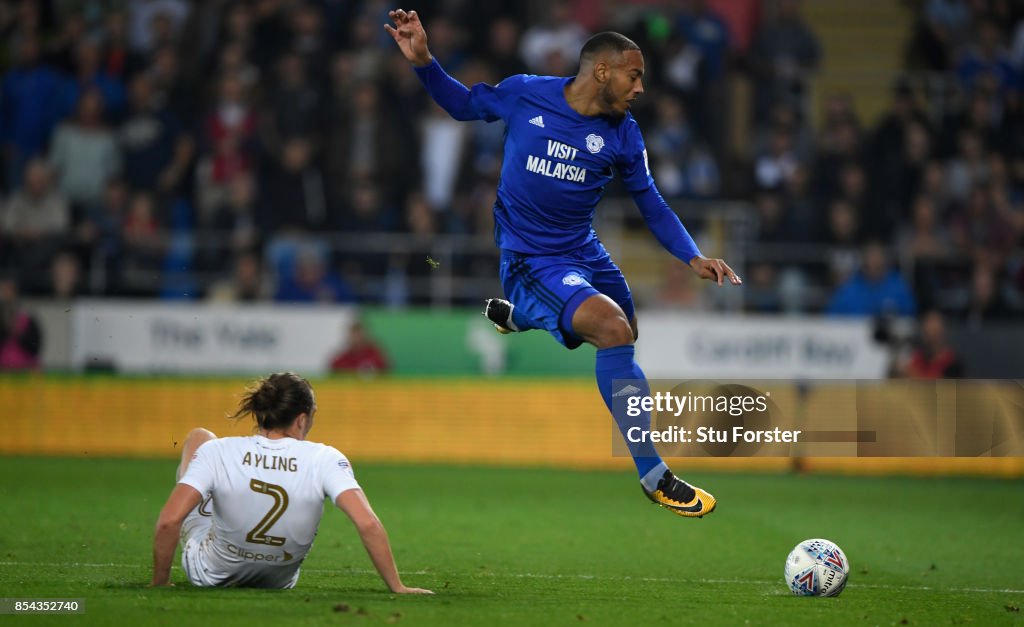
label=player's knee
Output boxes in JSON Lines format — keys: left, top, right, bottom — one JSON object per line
{"left": 594, "top": 318, "right": 635, "bottom": 348}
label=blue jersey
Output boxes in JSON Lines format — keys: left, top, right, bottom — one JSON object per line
{"left": 465, "top": 75, "right": 652, "bottom": 254}
{"left": 414, "top": 60, "right": 700, "bottom": 262}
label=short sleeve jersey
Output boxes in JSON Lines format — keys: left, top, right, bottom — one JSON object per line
{"left": 463, "top": 74, "right": 654, "bottom": 255}
{"left": 179, "top": 435, "right": 360, "bottom": 582}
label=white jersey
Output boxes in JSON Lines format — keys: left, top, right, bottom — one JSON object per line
{"left": 178, "top": 435, "right": 360, "bottom": 588}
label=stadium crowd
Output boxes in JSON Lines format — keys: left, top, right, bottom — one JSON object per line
{"left": 0, "top": 0, "right": 1022, "bottom": 328}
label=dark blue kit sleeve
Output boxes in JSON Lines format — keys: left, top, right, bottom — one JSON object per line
{"left": 413, "top": 59, "right": 518, "bottom": 122}
{"left": 631, "top": 185, "right": 702, "bottom": 263}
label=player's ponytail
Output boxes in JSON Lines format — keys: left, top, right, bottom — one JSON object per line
{"left": 230, "top": 372, "right": 315, "bottom": 431}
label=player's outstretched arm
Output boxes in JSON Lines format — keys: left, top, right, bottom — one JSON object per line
{"left": 631, "top": 185, "right": 742, "bottom": 286}
{"left": 385, "top": 8, "right": 510, "bottom": 122}
{"left": 336, "top": 489, "right": 433, "bottom": 594}
{"left": 150, "top": 483, "right": 202, "bottom": 586}
{"left": 384, "top": 9, "right": 432, "bottom": 67}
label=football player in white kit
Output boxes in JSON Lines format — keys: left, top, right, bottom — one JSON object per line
{"left": 150, "top": 372, "right": 432, "bottom": 593}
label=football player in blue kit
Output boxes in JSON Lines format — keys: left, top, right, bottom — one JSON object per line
{"left": 386, "top": 8, "right": 741, "bottom": 518}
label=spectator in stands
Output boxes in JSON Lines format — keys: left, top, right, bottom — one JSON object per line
{"left": 908, "top": 0, "right": 972, "bottom": 71}
{"left": 867, "top": 82, "right": 931, "bottom": 206}
{"left": 780, "top": 164, "right": 815, "bottom": 241}
{"left": 754, "top": 125, "right": 800, "bottom": 191}
{"left": 896, "top": 194, "right": 954, "bottom": 261}
{"left": 1, "top": 34, "right": 69, "bottom": 190}
{"left": 43, "top": 9, "right": 88, "bottom": 75}
{"left": 274, "top": 247, "right": 355, "bottom": 304}
{"left": 329, "top": 319, "right": 391, "bottom": 375}
{"left": 325, "top": 80, "right": 408, "bottom": 210}
{"left": 837, "top": 162, "right": 872, "bottom": 233}
{"left": 207, "top": 250, "right": 271, "bottom": 303}
{"left": 120, "top": 191, "right": 165, "bottom": 292}
{"left": 203, "top": 173, "right": 258, "bottom": 242}
{"left": 128, "top": 0, "right": 190, "bottom": 55}
{"left": 957, "top": 17, "right": 1017, "bottom": 96}
{"left": 63, "top": 37, "right": 127, "bottom": 121}
{"left": 118, "top": 74, "right": 193, "bottom": 194}
{"left": 216, "top": 41, "right": 261, "bottom": 93}
{"left": 751, "top": 191, "right": 791, "bottom": 243}
{"left": 824, "top": 199, "right": 862, "bottom": 282}
{"left": 200, "top": 73, "right": 258, "bottom": 183}
{"left": 147, "top": 45, "right": 194, "bottom": 125}
{"left": 648, "top": 95, "right": 720, "bottom": 199}
{"left": 196, "top": 173, "right": 259, "bottom": 276}
{"left": 827, "top": 241, "right": 917, "bottom": 316}
{"left": 78, "top": 177, "right": 129, "bottom": 292}
{"left": 391, "top": 189, "right": 441, "bottom": 306}
{"left": 519, "top": 1, "right": 587, "bottom": 75}
{"left": 964, "top": 264, "right": 1014, "bottom": 328}
{"left": 49, "top": 87, "right": 122, "bottom": 212}
{"left": 420, "top": 100, "right": 469, "bottom": 211}
{"left": 903, "top": 309, "right": 963, "bottom": 378}
{"left": 950, "top": 184, "right": 1015, "bottom": 266}
{"left": 288, "top": 2, "right": 331, "bottom": 81}
{"left": 50, "top": 249, "right": 84, "bottom": 299}
{"left": 256, "top": 136, "right": 327, "bottom": 233}
{"left": 918, "top": 160, "right": 954, "bottom": 217}
{"left": 1, "top": 158, "right": 70, "bottom": 288}
{"left": 748, "top": 0, "right": 821, "bottom": 124}
{"left": 675, "top": 1, "right": 731, "bottom": 91}
{"left": 262, "top": 52, "right": 324, "bottom": 158}
{"left": 99, "top": 9, "right": 146, "bottom": 83}
{"left": 946, "top": 129, "right": 990, "bottom": 203}
{"left": 483, "top": 16, "right": 529, "bottom": 78}
{"left": 0, "top": 276, "right": 42, "bottom": 371}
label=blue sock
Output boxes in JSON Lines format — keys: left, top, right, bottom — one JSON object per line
{"left": 510, "top": 305, "right": 536, "bottom": 331}
{"left": 595, "top": 345, "right": 666, "bottom": 487}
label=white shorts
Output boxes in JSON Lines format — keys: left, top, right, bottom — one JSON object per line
{"left": 179, "top": 495, "right": 301, "bottom": 589}
{"left": 180, "top": 494, "right": 217, "bottom": 587}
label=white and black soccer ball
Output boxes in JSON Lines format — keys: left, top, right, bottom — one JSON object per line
{"left": 784, "top": 538, "right": 850, "bottom": 597}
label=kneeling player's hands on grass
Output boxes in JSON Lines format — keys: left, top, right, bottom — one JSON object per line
{"left": 689, "top": 256, "right": 742, "bottom": 286}
{"left": 391, "top": 585, "right": 434, "bottom": 595}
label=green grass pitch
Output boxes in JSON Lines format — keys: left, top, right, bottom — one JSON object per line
{"left": 0, "top": 457, "right": 1021, "bottom": 626}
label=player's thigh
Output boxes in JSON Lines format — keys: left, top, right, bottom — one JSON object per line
{"left": 179, "top": 493, "right": 215, "bottom": 585}
{"left": 587, "top": 250, "right": 636, "bottom": 324}
{"left": 500, "top": 254, "right": 594, "bottom": 349}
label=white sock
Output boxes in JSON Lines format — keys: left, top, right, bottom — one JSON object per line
{"left": 640, "top": 462, "right": 670, "bottom": 492}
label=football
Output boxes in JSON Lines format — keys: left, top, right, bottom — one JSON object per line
{"left": 784, "top": 538, "right": 850, "bottom": 597}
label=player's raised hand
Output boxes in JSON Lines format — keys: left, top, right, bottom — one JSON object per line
{"left": 384, "top": 9, "right": 432, "bottom": 67}
{"left": 689, "top": 256, "right": 743, "bottom": 286}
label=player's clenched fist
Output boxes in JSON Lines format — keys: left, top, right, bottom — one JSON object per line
{"left": 384, "top": 9, "right": 432, "bottom": 67}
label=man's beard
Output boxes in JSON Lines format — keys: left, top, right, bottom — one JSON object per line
{"left": 601, "top": 87, "right": 627, "bottom": 118}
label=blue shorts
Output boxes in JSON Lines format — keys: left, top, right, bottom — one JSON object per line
{"left": 499, "top": 238, "right": 634, "bottom": 350}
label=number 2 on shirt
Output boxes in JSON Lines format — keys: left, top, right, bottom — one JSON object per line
{"left": 246, "top": 479, "right": 289, "bottom": 546}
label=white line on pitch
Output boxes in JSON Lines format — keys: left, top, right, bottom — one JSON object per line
{"left": 1, "top": 562, "right": 1021, "bottom": 596}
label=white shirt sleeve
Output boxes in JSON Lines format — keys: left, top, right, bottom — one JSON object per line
{"left": 320, "top": 446, "right": 361, "bottom": 502}
{"left": 179, "top": 440, "right": 217, "bottom": 495}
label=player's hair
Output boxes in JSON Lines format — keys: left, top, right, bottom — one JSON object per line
{"left": 230, "top": 372, "right": 314, "bottom": 431}
{"left": 579, "top": 32, "right": 640, "bottom": 64}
